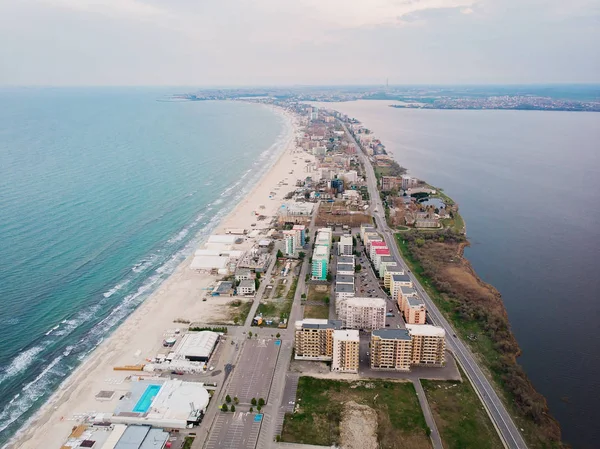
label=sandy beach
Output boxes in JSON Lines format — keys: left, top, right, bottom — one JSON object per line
{"left": 7, "top": 105, "right": 310, "bottom": 449}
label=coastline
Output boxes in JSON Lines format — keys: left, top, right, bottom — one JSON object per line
{"left": 5, "top": 104, "right": 305, "bottom": 449}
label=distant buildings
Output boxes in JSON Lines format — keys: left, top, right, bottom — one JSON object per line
{"left": 401, "top": 175, "right": 419, "bottom": 190}
{"left": 332, "top": 330, "right": 360, "bottom": 373}
{"left": 283, "top": 224, "right": 306, "bottom": 256}
{"left": 337, "top": 297, "right": 385, "bottom": 330}
{"left": 381, "top": 176, "right": 402, "bottom": 191}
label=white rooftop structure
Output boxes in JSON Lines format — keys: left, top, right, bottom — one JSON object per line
{"left": 189, "top": 256, "right": 229, "bottom": 271}
{"left": 207, "top": 234, "right": 239, "bottom": 245}
{"left": 406, "top": 324, "right": 446, "bottom": 338}
{"left": 173, "top": 331, "right": 219, "bottom": 362}
{"left": 333, "top": 329, "right": 360, "bottom": 342}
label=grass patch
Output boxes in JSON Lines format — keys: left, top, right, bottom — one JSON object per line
{"left": 286, "top": 277, "right": 299, "bottom": 300}
{"left": 303, "top": 304, "right": 329, "bottom": 319}
{"left": 228, "top": 299, "right": 253, "bottom": 325}
{"left": 182, "top": 436, "right": 195, "bottom": 449}
{"left": 274, "top": 281, "right": 287, "bottom": 298}
{"left": 307, "top": 284, "right": 329, "bottom": 303}
{"left": 422, "top": 374, "right": 503, "bottom": 449}
{"left": 281, "top": 377, "right": 430, "bottom": 449}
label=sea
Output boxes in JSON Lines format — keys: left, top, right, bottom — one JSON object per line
{"left": 0, "top": 88, "right": 289, "bottom": 447}
{"left": 313, "top": 100, "right": 600, "bottom": 449}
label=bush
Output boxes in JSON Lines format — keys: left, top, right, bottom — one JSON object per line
{"left": 258, "top": 398, "right": 265, "bottom": 407}
{"left": 230, "top": 405, "right": 236, "bottom": 412}
{"left": 221, "top": 404, "right": 228, "bottom": 412}
{"left": 251, "top": 398, "right": 257, "bottom": 406}
{"left": 225, "top": 395, "right": 231, "bottom": 403}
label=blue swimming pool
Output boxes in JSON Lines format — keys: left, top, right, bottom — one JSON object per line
{"left": 133, "top": 384, "right": 161, "bottom": 413}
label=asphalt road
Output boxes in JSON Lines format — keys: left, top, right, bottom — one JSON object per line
{"left": 341, "top": 120, "right": 528, "bottom": 449}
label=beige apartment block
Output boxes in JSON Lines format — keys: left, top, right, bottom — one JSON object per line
{"left": 332, "top": 330, "right": 360, "bottom": 373}
{"left": 337, "top": 297, "right": 385, "bottom": 330}
{"left": 406, "top": 324, "right": 446, "bottom": 366}
{"left": 403, "top": 296, "right": 427, "bottom": 324}
{"left": 294, "top": 319, "right": 342, "bottom": 361}
{"left": 370, "top": 329, "right": 413, "bottom": 371}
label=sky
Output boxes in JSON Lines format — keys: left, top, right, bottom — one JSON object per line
{"left": 0, "top": 0, "right": 598, "bottom": 86}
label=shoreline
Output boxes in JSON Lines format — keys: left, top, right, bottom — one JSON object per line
{"left": 5, "top": 104, "right": 305, "bottom": 449}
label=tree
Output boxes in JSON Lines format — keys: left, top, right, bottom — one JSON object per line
{"left": 324, "top": 296, "right": 330, "bottom": 305}
{"left": 234, "top": 396, "right": 239, "bottom": 404}
{"left": 248, "top": 331, "right": 253, "bottom": 339}
{"left": 221, "top": 404, "right": 228, "bottom": 412}
{"left": 257, "top": 405, "right": 262, "bottom": 412}
{"left": 233, "top": 316, "right": 239, "bottom": 325}
{"left": 230, "top": 405, "right": 236, "bottom": 412}
{"left": 258, "top": 398, "right": 265, "bottom": 407}
{"left": 255, "top": 278, "right": 260, "bottom": 290}
{"left": 355, "top": 264, "right": 362, "bottom": 272}
{"left": 225, "top": 395, "right": 231, "bottom": 403}
{"left": 298, "top": 252, "right": 305, "bottom": 259}
{"left": 277, "top": 249, "right": 283, "bottom": 258}
{"left": 301, "top": 293, "right": 306, "bottom": 299}
{"left": 249, "top": 407, "right": 254, "bottom": 412}
{"left": 276, "top": 333, "right": 281, "bottom": 339}
{"left": 251, "top": 398, "right": 257, "bottom": 406}
{"left": 255, "top": 271, "right": 261, "bottom": 280}
{"left": 326, "top": 272, "right": 332, "bottom": 282}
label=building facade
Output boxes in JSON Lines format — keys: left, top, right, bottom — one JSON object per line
{"left": 406, "top": 324, "right": 446, "bottom": 366}
{"left": 337, "top": 297, "right": 385, "bottom": 330}
{"left": 403, "top": 296, "right": 427, "bottom": 324}
{"left": 338, "top": 235, "right": 353, "bottom": 256}
{"left": 331, "top": 330, "right": 360, "bottom": 373}
{"left": 294, "top": 319, "right": 341, "bottom": 360}
{"left": 370, "top": 329, "right": 412, "bottom": 371}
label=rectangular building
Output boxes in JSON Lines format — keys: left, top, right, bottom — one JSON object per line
{"left": 403, "top": 296, "right": 427, "bottom": 324}
{"left": 338, "top": 235, "right": 353, "bottom": 256}
{"left": 332, "top": 330, "right": 360, "bottom": 373}
{"left": 337, "top": 297, "right": 385, "bottom": 330}
{"left": 374, "top": 248, "right": 391, "bottom": 270}
{"left": 381, "top": 176, "right": 402, "bottom": 192}
{"left": 238, "top": 279, "right": 256, "bottom": 296}
{"left": 338, "top": 255, "right": 355, "bottom": 266}
{"left": 383, "top": 265, "right": 405, "bottom": 287}
{"left": 369, "top": 241, "right": 388, "bottom": 260}
{"left": 397, "top": 286, "right": 418, "bottom": 310}
{"left": 370, "top": 329, "right": 412, "bottom": 371}
{"left": 294, "top": 319, "right": 342, "bottom": 360}
{"left": 406, "top": 324, "right": 446, "bottom": 366}
{"left": 335, "top": 283, "right": 355, "bottom": 301}
{"left": 390, "top": 274, "right": 413, "bottom": 300}
{"left": 336, "top": 263, "right": 354, "bottom": 275}
{"left": 311, "top": 245, "right": 329, "bottom": 280}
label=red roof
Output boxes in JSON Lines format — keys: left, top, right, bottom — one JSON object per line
{"left": 375, "top": 248, "right": 390, "bottom": 255}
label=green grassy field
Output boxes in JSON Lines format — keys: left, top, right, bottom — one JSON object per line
{"left": 422, "top": 376, "right": 503, "bottom": 449}
{"left": 281, "top": 377, "right": 431, "bottom": 449}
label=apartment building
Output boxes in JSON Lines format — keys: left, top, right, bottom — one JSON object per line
{"left": 368, "top": 240, "right": 387, "bottom": 259}
{"left": 397, "top": 286, "right": 418, "bottom": 310}
{"left": 380, "top": 176, "right": 402, "bottom": 192}
{"left": 335, "top": 283, "right": 355, "bottom": 301}
{"left": 359, "top": 225, "right": 377, "bottom": 242}
{"left": 311, "top": 245, "right": 329, "bottom": 280}
{"left": 294, "top": 319, "right": 342, "bottom": 361}
{"left": 337, "top": 255, "right": 355, "bottom": 266}
{"left": 370, "top": 329, "right": 412, "bottom": 371}
{"left": 338, "top": 235, "right": 353, "bottom": 256}
{"left": 403, "top": 296, "right": 427, "bottom": 324}
{"left": 383, "top": 265, "right": 405, "bottom": 288}
{"left": 337, "top": 297, "right": 385, "bottom": 330}
{"left": 373, "top": 248, "right": 391, "bottom": 270}
{"left": 401, "top": 175, "right": 419, "bottom": 190}
{"left": 378, "top": 256, "right": 397, "bottom": 278}
{"left": 331, "top": 330, "right": 360, "bottom": 373}
{"left": 237, "top": 279, "right": 256, "bottom": 296}
{"left": 406, "top": 324, "right": 446, "bottom": 366}
{"left": 283, "top": 230, "right": 295, "bottom": 256}
{"left": 390, "top": 274, "right": 413, "bottom": 300}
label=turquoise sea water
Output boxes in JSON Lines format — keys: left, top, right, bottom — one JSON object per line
{"left": 0, "top": 88, "right": 288, "bottom": 445}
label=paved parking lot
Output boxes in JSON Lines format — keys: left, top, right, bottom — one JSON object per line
{"left": 227, "top": 338, "right": 280, "bottom": 403}
{"left": 205, "top": 412, "right": 261, "bottom": 449}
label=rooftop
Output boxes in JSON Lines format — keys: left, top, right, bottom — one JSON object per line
{"left": 372, "top": 328, "right": 411, "bottom": 340}
{"left": 333, "top": 329, "right": 360, "bottom": 342}
{"left": 336, "top": 274, "right": 354, "bottom": 284}
{"left": 336, "top": 263, "right": 354, "bottom": 272}
{"left": 406, "top": 324, "right": 445, "bottom": 338}
{"left": 175, "top": 331, "right": 220, "bottom": 359}
{"left": 238, "top": 279, "right": 255, "bottom": 289}
{"left": 341, "top": 297, "right": 385, "bottom": 308}
{"left": 407, "top": 296, "right": 425, "bottom": 307}
{"left": 392, "top": 274, "right": 412, "bottom": 282}
{"left": 296, "top": 319, "right": 342, "bottom": 330}
{"left": 335, "top": 283, "right": 355, "bottom": 293}
{"left": 338, "top": 256, "right": 355, "bottom": 264}
{"left": 400, "top": 286, "right": 418, "bottom": 295}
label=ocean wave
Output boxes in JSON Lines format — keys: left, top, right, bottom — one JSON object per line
{"left": 102, "top": 280, "right": 131, "bottom": 298}
{"left": 0, "top": 355, "right": 64, "bottom": 434}
{"left": 0, "top": 346, "right": 46, "bottom": 386}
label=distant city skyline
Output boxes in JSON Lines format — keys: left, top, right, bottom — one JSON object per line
{"left": 0, "top": 0, "right": 598, "bottom": 86}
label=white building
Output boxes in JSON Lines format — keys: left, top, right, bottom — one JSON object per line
{"left": 338, "top": 235, "right": 353, "bottom": 256}
{"left": 390, "top": 274, "right": 413, "bottom": 300}
{"left": 337, "top": 297, "right": 385, "bottom": 330}
{"left": 332, "top": 330, "right": 360, "bottom": 373}
{"left": 336, "top": 263, "right": 354, "bottom": 275}
{"left": 406, "top": 324, "right": 446, "bottom": 366}
{"left": 238, "top": 279, "right": 256, "bottom": 296}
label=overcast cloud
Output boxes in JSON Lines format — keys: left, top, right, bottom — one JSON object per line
{"left": 0, "top": 0, "right": 598, "bottom": 85}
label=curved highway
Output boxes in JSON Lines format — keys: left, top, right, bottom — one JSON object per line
{"left": 341, "top": 121, "right": 528, "bottom": 449}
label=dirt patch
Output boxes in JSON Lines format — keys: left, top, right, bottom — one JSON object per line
{"left": 339, "top": 401, "right": 378, "bottom": 449}
{"left": 314, "top": 284, "right": 328, "bottom": 292}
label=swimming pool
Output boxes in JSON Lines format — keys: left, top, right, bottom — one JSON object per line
{"left": 133, "top": 384, "right": 161, "bottom": 413}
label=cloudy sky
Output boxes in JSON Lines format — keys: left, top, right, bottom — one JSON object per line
{"left": 0, "top": 0, "right": 598, "bottom": 85}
